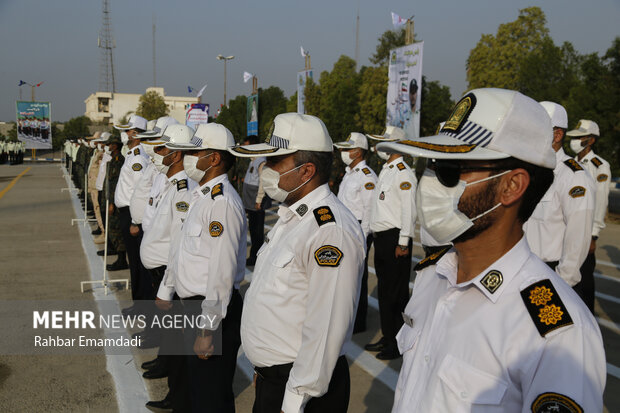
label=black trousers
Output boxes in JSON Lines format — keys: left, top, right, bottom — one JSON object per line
{"left": 373, "top": 228, "right": 412, "bottom": 348}
{"left": 246, "top": 209, "right": 265, "bottom": 262}
{"left": 576, "top": 253, "right": 596, "bottom": 313}
{"left": 354, "top": 233, "right": 373, "bottom": 333}
{"left": 118, "top": 207, "right": 152, "bottom": 301}
{"left": 183, "top": 290, "right": 242, "bottom": 413}
{"left": 253, "top": 355, "right": 349, "bottom": 413}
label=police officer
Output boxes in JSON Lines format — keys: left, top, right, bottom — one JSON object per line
{"left": 334, "top": 132, "right": 377, "bottom": 334}
{"left": 568, "top": 119, "right": 612, "bottom": 311}
{"left": 87, "top": 132, "right": 106, "bottom": 242}
{"left": 157, "top": 123, "right": 245, "bottom": 412}
{"left": 379, "top": 88, "right": 606, "bottom": 412}
{"left": 0, "top": 138, "right": 6, "bottom": 164}
{"left": 230, "top": 113, "right": 365, "bottom": 413}
{"left": 524, "top": 102, "right": 595, "bottom": 309}
{"left": 365, "top": 126, "right": 417, "bottom": 360}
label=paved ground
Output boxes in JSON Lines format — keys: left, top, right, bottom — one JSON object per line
{"left": 1, "top": 162, "right": 619, "bottom": 412}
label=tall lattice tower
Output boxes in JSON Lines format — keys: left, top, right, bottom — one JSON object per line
{"left": 98, "top": 0, "right": 116, "bottom": 92}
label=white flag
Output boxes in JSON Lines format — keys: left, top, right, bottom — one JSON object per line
{"left": 196, "top": 83, "right": 207, "bottom": 98}
{"left": 301, "top": 46, "right": 308, "bottom": 57}
{"left": 391, "top": 12, "right": 407, "bottom": 28}
{"left": 243, "top": 71, "right": 254, "bottom": 83}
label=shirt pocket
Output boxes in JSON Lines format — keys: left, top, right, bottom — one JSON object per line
{"left": 435, "top": 354, "right": 508, "bottom": 412}
{"left": 396, "top": 322, "right": 422, "bottom": 355}
{"left": 183, "top": 221, "right": 204, "bottom": 256}
{"left": 269, "top": 250, "right": 295, "bottom": 293}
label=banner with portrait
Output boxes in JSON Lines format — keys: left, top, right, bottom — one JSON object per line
{"left": 247, "top": 94, "right": 258, "bottom": 136}
{"left": 16, "top": 101, "right": 52, "bottom": 149}
{"left": 297, "top": 70, "right": 313, "bottom": 114}
{"left": 386, "top": 42, "right": 423, "bottom": 138}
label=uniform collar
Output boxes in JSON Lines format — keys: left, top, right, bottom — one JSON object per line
{"left": 435, "top": 236, "right": 531, "bottom": 303}
{"left": 196, "top": 173, "right": 227, "bottom": 198}
{"left": 555, "top": 148, "right": 569, "bottom": 170}
{"left": 352, "top": 159, "right": 367, "bottom": 172}
{"left": 288, "top": 183, "right": 331, "bottom": 219}
{"left": 383, "top": 157, "right": 402, "bottom": 169}
{"left": 579, "top": 149, "right": 596, "bottom": 163}
{"left": 167, "top": 170, "right": 187, "bottom": 184}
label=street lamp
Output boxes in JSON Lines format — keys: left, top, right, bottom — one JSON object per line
{"left": 216, "top": 54, "right": 234, "bottom": 107}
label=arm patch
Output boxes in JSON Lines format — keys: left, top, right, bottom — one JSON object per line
{"left": 132, "top": 163, "right": 143, "bottom": 171}
{"left": 568, "top": 186, "right": 585, "bottom": 198}
{"left": 313, "top": 206, "right": 336, "bottom": 226}
{"left": 175, "top": 201, "right": 189, "bottom": 212}
{"left": 314, "top": 245, "right": 343, "bottom": 267}
{"left": 591, "top": 157, "right": 602, "bottom": 167}
{"left": 177, "top": 179, "right": 188, "bottom": 191}
{"left": 563, "top": 159, "right": 583, "bottom": 172}
{"left": 531, "top": 392, "right": 583, "bottom": 413}
{"left": 413, "top": 247, "right": 450, "bottom": 271}
{"left": 597, "top": 173, "right": 608, "bottom": 182}
{"left": 364, "top": 182, "right": 375, "bottom": 190}
{"left": 209, "top": 221, "right": 223, "bottom": 237}
{"left": 397, "top": 162, "right": 406, "bottom": 171}
{"left": 211, "top": 183, "right": 223, "bottom": 199}
{"left": 400, "top": 181, "right": 412, "bottom": 190}
{"left": 520, "top": 279, "right": 573, "bottom": 337}
{"left": 362, "top": 167, "right": 371, "bottom": 175}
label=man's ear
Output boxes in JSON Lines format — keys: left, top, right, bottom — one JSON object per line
{"left": 499, "top": 168, "right": 530, "bottom": 207}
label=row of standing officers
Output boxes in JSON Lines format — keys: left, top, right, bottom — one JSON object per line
{"left": 64, "top": 86, "right": 611, "bottom": 412}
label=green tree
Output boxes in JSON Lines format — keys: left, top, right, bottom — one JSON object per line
{"left": 62, "top": 116, "right": 92, "bottom": 139}
{"left": 370, "top": 28, "right": 407, "bottom": 66}
{"left": 136, "top": 90, "right": 169, "bottom": 120}
{"left": 357, "top": 65, "right": 388, "bottom": 135}
{"left": 257, "top": 86, "right": 288, "bottom": 140}
{"left": 303, "top": 77, "right": 322, "bottom": 118}
{"left": 215, "top": 95, "right": 247, "bottom": 142}
{"left": 420, "top": 77, "right": 454, "bottom": 137}
{"left": 467, "top": 7, "right": 550, "bottom": 90}
{"left": 286, "top": 91, "right": 298, "bottom": 113}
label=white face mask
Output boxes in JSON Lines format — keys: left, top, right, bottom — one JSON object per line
{"left": 152, "top": 151, "right": 176, "bottom": 174}
{"left": 569, "top": 138, "right": 586, "bottom": 155}
{"left": 120, "top": 132, "right": 129, "bottom": 145}
{"left": 416, "top": 169, "right": 510, "bottom": 244}
{"left": 340, "top": 151, "right": 355, "bottom": 166}
{"left": 260, "top": 164, "right": 309, "bottom": 203}
{"left": 377, "top": 150, "right": 390, "bottom": 161}
{"left": 104, "top": 147, "right": 111, "bottom": 155}
{"left": 183, "top": 153, "right": 214, "bottom": 183}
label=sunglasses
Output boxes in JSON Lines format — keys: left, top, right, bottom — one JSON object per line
{"left": 429, "top": 160, "right": 505, "bottom": 187}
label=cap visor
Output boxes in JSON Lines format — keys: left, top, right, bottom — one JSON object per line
{"left": 376, "top": 134, "right": 509, "bottom": 161}
{"left": 141, "top": 140, "right": 166, "bottom": 147}
{"left": 333, "top": 142, "right": 356, "bottom": 149}
{"left": 228, "top": 143, "right": 297, "bottom": 158}
{"left": 114, "top": 124, "right": 131, "bottom": 130}
{"left": 566, "top": 129, "right": 589, "bottom": 137}
{"left": 136, "top": 131, "right": 162, "bottom": 139}
{"left": 366, "top": 134, "right": 398, "bottom": 142}
{"left": 165, "top": 142, "right": 202, "bottom": 151}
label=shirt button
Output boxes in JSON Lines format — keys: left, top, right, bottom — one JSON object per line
{"left": 460, "top": 391, "right": 468, "bottom": 399}
{"left": 424, "top": 355, "right": 430, "bottom": 362}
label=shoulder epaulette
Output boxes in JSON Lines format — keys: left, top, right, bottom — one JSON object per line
{"left": 413, "top": 247, "right": 450, "bottom": 272}
{"left": 563, "top": 159, "right": 583, "bottom": 172}
{"left": 134, "top": 148, "right": 140, "bottom": 156}
{"left": 362, "top": 167, "right": 371, "bottom": 175}
{"left": 177, "top": 179, "right": 188, "bottom": 191}
{"left": 591, "top": 157, "right": 602, "bottom": 168}
{"left": 520, "top": 279, "right": 573, "bottom": 337}
{"left": 397, "top": 162, "right": 406, "bottom": 171}
{"left": 211, "top": 183, "right": 223, "bottom": 199}
{"left": 313, "top": 206, "right": 336, "bottom": 226}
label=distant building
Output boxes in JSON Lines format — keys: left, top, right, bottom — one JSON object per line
{"left": 84, "top": 87, "right": 198, "bottom": 124}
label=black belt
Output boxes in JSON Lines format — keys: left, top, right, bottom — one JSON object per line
{"left": 181, "top": 289, "right": 240, "bottom": 304}
{"left": 545, "top": 261, "right": 559, "bottom": 270}
{"left": 254, "top": 362, "right": 294, "bottom": 379}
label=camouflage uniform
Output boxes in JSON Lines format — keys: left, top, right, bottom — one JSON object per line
{"left": 104, "top": 151, "right": 126, "bottom": 252}
{"left": 74, "top": 144, "right": 87, "bottom": 190}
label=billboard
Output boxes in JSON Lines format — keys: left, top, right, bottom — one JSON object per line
{"left": 185, "top": 103, "right": 209, "bottom": 130}
{"left": 16, "top": 101, "right": 52, "bottom": 149}
{"left": 386, "top": 42, "right": 423, "bottom": 139}
{"left": 247, "top": 94, "right": 258, "bottom": 136}
{"left": 297, "top": 70, "right": 313, "bottom": 114}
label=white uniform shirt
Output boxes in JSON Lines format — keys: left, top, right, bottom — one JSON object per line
{"left": 129, "top": 161, "right": 160, "bottom": 225}
{"left": 369, "top": 157, "right": 417, "bottom": 245}
{"left": 392, "top": 237, "right": 606, "bottom": 412}
{"left": 575, "top": 150, "right": 611, "bottom": 238}
{"left": 142, "top": 173, "right": 169, "bottom": 234}
{"left": 158, "top": 174, "right": 246, "bottom": 328}
{"left": 114, "top": 144, "right": 149, "bottom": 207}
{"left": 241, "top": 184, "right": 365, "bottom": 413}
{"left": 140, "top": 171, "right": 195, "bottom": 269}
{"left": 524, "top": 148, "right": 595, "bottom": 286}
{"left": 96, "top": 153, "right": 112, "bottom": 191}
{"left": 337, "top": 160, "right": 377, "bottom": 238}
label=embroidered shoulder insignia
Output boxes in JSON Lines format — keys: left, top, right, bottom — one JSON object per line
{"left": 397, "top": 162, "right": 406, "bottom": 171}
{"left": 314, "top": 245, "right": 343, "bottom": 267}
{"left": 413, "top": 247, "right": 450, "bottom": 272}
{"left": 177, "top": 179, "right": 188, "bottom": 191}
{"left": 175, "top": 201, "right": 189, "bottom": 212}
{"left": 597, "top": 173, "right": 608, "bottom": 182}
{"left": 132, "top": 163, "right": 143, "bottom": 171}
{"left": 568, "top": 186, "right": 585, "bottom": 198}
{"left": 209, "top": 221, "right": 223, "bottom": 237}
{"left": 313, "top": 206, "right": 336, "bottom": 226}
{"left": 521, "top": 279, "right": 573, "bottom": 337}
{"left": 211, "top": 183, "right": 223, "bottom": 199}
{"left": 362, "top": 167, "right": 371, "bottom": 175}
{"left": 563, "top": 159, "right": 583, "bottom": 172}
{"left": 591, "top": 157, "right": 602, "bottom": 167}
{"left": 531, "top": 392, "right": 583, "bottom": 413}
{"left": 365, "top": 182, "right": 375, "bottom": 190}
{"left": 134, "top": 148, "right": 140, "bottom": 156}
{"left": 400, "top": 181, "right": 412, "bottom": 190}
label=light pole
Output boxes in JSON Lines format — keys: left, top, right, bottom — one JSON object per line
{"left": 216, "top": 54, "right": 234, "bottom": 107}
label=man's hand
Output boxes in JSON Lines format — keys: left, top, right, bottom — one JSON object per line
{"left": 589, "top": 238, "right": 597, "bottom": 255}
{"left": 395, "top": 245, "right": 409, "bottom": 258}
{"left": 194, "top": 334, "right": 214, "bottom": 360}
{"left": 108, "top": 204, "right": 115, "bottom": 215}
{"left": 254, "top": 202, "right": 262, "bottom": 211}
{"left": 130, "top": 224, "right": 140, "bottom": 237}
{"left": 155, "top": 297, "right": 172, "bottom": 311}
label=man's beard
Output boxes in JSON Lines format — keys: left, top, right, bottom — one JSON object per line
{"left": 453, "top": 179, "right": 499, "bottom": 243}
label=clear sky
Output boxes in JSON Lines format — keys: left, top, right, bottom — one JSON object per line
{"left": 1, "top": 0, "right": 618, "bottom": 122}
